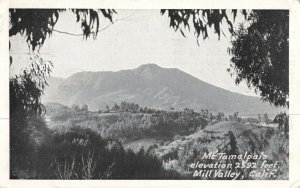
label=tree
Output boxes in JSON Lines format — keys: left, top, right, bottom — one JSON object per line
{"left": 81, "top": 104, "right": 89, "bottom": 112}
{"left": 10, "top": 9, "right": 246, "bottom": 62}
{"left": 106, "top": 105, "right": 110, "bottom": 112}
{"left": 9, "top": 9, "right": 116, "bottom": 174}
{"left": 9, "top": 9, "right": 116, "bottom": 53}
{"left": 233, "top": 112, "right": 239, "bottom": 120}
{"left": 216, "top": 112, "right": 224, "bottom": 121}
{"left": 257, "top": 114, "right": 261, "bottom": 122}
{"left": 163, "top": 10, "right": 288, "bottom": 107}
{"left": 10, "top": 54, "right": 52, "bottom": 175}
{"left": 263, "top": 113, "right": 269, "bottom": 124}
{"left": 274, "top": 112, "right": 288, "bottom": 132}
{"left": 72, "top": 104, "right": 80, "bottom": 112}
{"left": 111, "top": 103, "right": 120, "bottom": 111}
{"left": 228, "top": 10, "right": 289, "bottom": 107}
{"left": 161, "top": 9, "right": 247, "bottom": 42}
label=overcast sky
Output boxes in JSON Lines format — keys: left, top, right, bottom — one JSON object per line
{"left": 10, "top": 9, "right": 257, "bottom": 96}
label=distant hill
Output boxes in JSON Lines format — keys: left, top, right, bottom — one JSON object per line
{"left": 42, "top": 64, "right": 283, "bottom": 115}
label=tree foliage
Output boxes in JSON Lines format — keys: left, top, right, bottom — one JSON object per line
{"left": 162, "top": 10, "right": 289, "bottom": 107}
{"left": 10, "top": 54, "right": 53, "bottom": 173}
{"left": 44, "top": 101, "right": 210, "bottom": 141}
{"left": 10, "top": 55, "right": 53, "bottom": 115}
{"left": 35, "top": 128, "right": 170, "bottom": 179}
{"left": 9, "top": 9, "right": 115, "bottom": 172}
{"left": 273, "top": 111, "right": 289, "bottom": 132}
{"left": 9, "top": 9, "right": 116, "bottom": 52}
{"left": 228, "top": 10, "right": 289, "bottom": 107}
{"left": 161, "top": 9, "right": 247, "bottom": 41}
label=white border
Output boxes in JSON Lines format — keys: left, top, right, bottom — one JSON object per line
{"left": 1, "top": 0, "right": 300, "bottom": 187}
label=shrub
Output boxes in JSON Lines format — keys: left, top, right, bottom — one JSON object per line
{"left": 36, "top": 128, "right": 170, "bottom": 179}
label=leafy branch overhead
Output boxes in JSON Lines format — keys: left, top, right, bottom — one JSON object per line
{"left": 10, "top": 9, "right": 246, "bottom": 52}
{"left": 161, "top": 9, "right": 247, "bottom": 40}
{"left": 9, "top": 9, "right": 116, "bottom": 51}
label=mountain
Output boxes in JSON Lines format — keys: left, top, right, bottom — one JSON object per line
{"left": 42, "top": 64, "right": 282, "bottom": 115}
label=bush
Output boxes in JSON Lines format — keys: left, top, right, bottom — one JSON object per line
{"left": 35, "top": 128, "right": 170, "bottom": 179}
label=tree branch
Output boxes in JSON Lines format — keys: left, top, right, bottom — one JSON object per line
{"left": 52, "top": 11, "right": 137, "bottom": 37}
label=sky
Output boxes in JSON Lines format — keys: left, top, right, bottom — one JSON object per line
{"left": 10, "top": 9, "right": 257, "bottom": 97}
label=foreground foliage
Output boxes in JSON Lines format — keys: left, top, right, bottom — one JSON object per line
{"left": 34, "top": 128, "right": 175, "bottom": 179}
{"left": 228, "top": 10, "right": 289, "bottom": 107}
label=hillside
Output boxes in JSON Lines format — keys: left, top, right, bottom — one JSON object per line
{"left": 43, "top": 102, "right": 288, "bottom": 180}
{"left": 42, "top": 64, "right": 282, "bottom": 115}
{"left": 154, "top": 121, "right": 288, "bottom": 180}
{"left": 44, "top": 102, "right": 208, "bottom": 142}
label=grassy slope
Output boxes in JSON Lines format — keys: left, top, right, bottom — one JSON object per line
{"left": 154, "top": 121, "right": 288, "bottom": 179}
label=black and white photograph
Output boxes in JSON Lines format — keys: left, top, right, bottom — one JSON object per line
{"left": 8, "top": 8, "right": 289, "bottom": 180}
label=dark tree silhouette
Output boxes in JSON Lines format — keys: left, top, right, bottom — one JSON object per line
{"left": 10, "top": 55, "right": 53, "bottom": 115}
{"left": 9, "top": 9, "right": 116, "bottom": 52}
{"left": 9, "top": 10, "right": 115, "bottom": 174}
{"left": 10, "top": 55, "right": 53, "bottom": 176}
{"left": 161, "top": 9, "right": 247, "bottom": 41}
{"left": 228, "top": 10, "right": 289, "bottom": 107}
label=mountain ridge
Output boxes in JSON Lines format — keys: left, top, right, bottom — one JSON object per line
{"left": 42, "top": 64, "right": 283, "bottom": 115}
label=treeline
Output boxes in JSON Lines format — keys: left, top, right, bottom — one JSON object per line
{"left": 105, "top": 101, "right": 180, "bottom": 114}
{"left": 86, "top": 110, "right": 207, "bottom": 141}
{"left": 105, "top": 101, "right": 210, "bottom": 116}
{"left": 46, "top": 102, "right": 210, "bottom": 141}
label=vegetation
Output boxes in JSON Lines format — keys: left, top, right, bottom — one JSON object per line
{"left": 162, "top": 10, "right": 288, "bottom": 107}
{"left": 9, "top": 9, "right": 289, "bottom": 179}
{"left": 12, "top": 128, "right": 176, "bottom": 179}
{"left": 161, "top": 10, "right": 247, "bottom": 40}
{"left": 156, "top": 121, "right": 288, "bottom": 180}
{"left": 9, "top": 9, "right": 115, "bottom": 52}
{"left": 10, "top": 55, "right": 52, "bottom": 175}
{"left": 228, "top": 10, "right": 289, "bottom": 107}
{"left": 46, "top": 101, "right": 209, "bottom": 142}
{"left": 273, "top": 112, "right": 289, "bottom": 132}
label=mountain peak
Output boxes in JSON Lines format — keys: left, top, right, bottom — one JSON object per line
{"left": 134, "top": 64, "right": 163, "bottom": 79}
{"left": 135, "top": 63, "right": 162, "bottom": 70}
{"left": 43, "top": 63, "right": 280, "bottom": 114}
